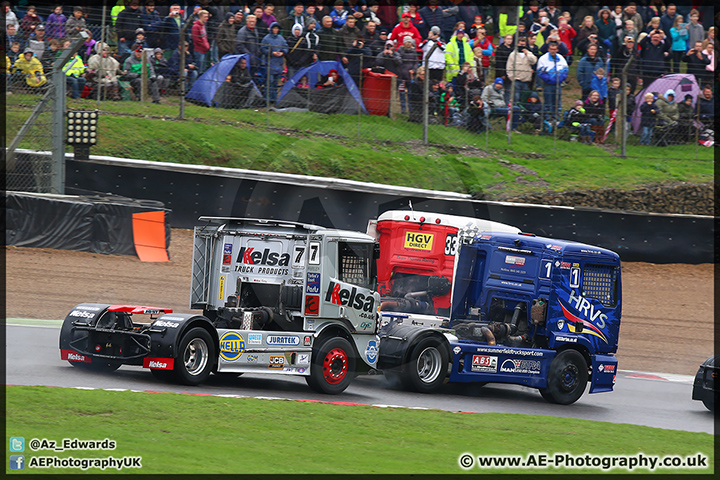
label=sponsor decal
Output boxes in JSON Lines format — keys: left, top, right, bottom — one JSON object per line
{"left": 283, "top": 367, "right": 298, "bottom": 373}
{"left": 453, "top": 346, "right": 462, "bottom": 355}
{"left": 236, "top": 247, "right": 290, "bottom": 266}
{"left": 306, "top": 272, "right": 321, "bottom": 294}
{"left": 268, "top": 355, "right": 284, "bottom": 369}
{"left": 158, "top": 316, "right": 184, "bottom": 321}
{"left": 247, "top": 333, "right": 262, "bottom": 345}
{"left": 75, "top": 305, "right": 101, "bottom": 311}
{"left": 479, "top": 235, "right": 492, "bottom": 240}
{"left": 143, "top": 357, "right": 174, "bottom": 370}
{"left": 557, "top": 319, "right": 565, "bottom": 330}
{"left": 69, "top": 310, "right": 95, "bottom": 319}
{"left": 266, "top": 335, "right": 300, "bottom": 346}
{"left": 303, "top": 336, "right": 312, "bottom": 346}
{"left": 223, "top": 243, "right": 233, "bottom": 265}
{"left": 403, "top": 231, "right": 434, "bottom": 251}
{"left": 60, "top": 349, "right": 90, "bottom": 363}
{"left": 547, "top": 244, "right": 562, "bottom": 250}
{"left": 505, "top": 255, "right": 526, "bottom": 266}
{"left": 153, "top": 320, "right": 180, "bottom": 328}
{"left": 297, "top": 367, "right": 306, "bottom": 374}
{"left": 560, "top": 262, "right": 572, "bottom": 269}
{"left": 298, "top": 354, "right": 310, "bottom": 365}
{"left": 218, "top": 276, "right": 225, "bottom": 301}
{"left": 598, "top": 364, "right": 616, "bottom": 373}
{"left": 325, "top": 281, "right": 375, "bottom": 313}
{"left": 246, "top": 355, "right": 258, "bottom": 363}
{"left": 221, "top": 266, "right": 230, "bottom": 273}
{"left": 306, "top": 320, "right": 315, "bottom": 330}
{"left": 365, "top": 340, "right": 378, "bottom": 363}
{"left": 304, "top": 295, "right": 319, "bottom": 316}
{"left": 500, "top": 359, "right": 541, "bottom": 374}
{"left": 581, "top": 249, "right": 602, "bottom": 255}
{"left": 559, "top": 291, "right": 609, "bottom": 343}
{"left": 359, "top": 321, "right": 373, "bottom": 330}
{"left": 219, "top": 332, "right": 245, "bottom": 361}
{"left": 555, "top": 335, "right": 577, "bottom": 343}
{"left": 472, "top": 355, "right": 498, "bottom": 373}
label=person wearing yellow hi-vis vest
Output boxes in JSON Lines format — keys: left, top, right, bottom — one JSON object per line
{"left": 13, "top": 48, "right": 47, "bottom": 90}
{"left": 111, "top": 0, "right": 126, "bottom": 26}
{"left": 65, "top": 53, "right": 87, "bottom": 98}
{"left": 444, "top": 29, "right": 473, "bottom": 83}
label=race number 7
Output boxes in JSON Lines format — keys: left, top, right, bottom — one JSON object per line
{"left": 292, "top": 246, "right": 306, "bottom": 268}
{"left": 308, "top": 242, "right": 320, "bottom": 265}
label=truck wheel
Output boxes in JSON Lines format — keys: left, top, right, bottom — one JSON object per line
{"left": 173, "top": 327, "right": 214, "bottom": 386}
{"left": 402, "top": 337, "right": 448, "bottom": 393}
{"left": 306, "top": 337, "right": 356, "bottom": 395}
{"left": 539, "top": 350, "right": 588, "bottom": 405}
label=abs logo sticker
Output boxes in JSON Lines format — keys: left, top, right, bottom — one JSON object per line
{"left": 365, "top": 340, "right": 378, "bottom": 364}
{"left": 404, "top": 231, "right": 434, "bottom": 251}
{"left": 471, "top": 355, "right": 498, "bottom": 373}
{"left": 223, "top": 243, "right": 233, "bottom": 265}
{"left": 305, "top": 295, "right": 319, "bottom": 316}
{"left": 500, "top": 359, "right": 541, "bottom": 374}
{"left": 219, "top": 332, "right": 245, "bottom": 361}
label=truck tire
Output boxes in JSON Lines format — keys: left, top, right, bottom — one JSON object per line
{"left": 539, "top": 350, "right": 588, "bottom": 405}
{"left": 306, "top": 337, "right": 356, "bottom": 395}
{"left": 173, "top": 327, "right": 214, "bottom": 386}
{"left": 401, "top": 336, "right": 448, "bottom": 393}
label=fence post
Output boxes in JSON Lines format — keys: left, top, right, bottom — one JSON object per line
{"left": 358, "top": 54, "right": 363, "bottom": 140}
{"left": 620, "top": 55, "right": 634, "bottom": 158}
{"left": 97, "top": 4, "right": 107, "bottom": 108}
{"left": 423, "top": 44, "right": 437, "bottom": 144}
{"left": 141, "top": 49, "right": 148, "bottom": 102}
{"left": 179, "top": 17, "right": 193, "bottom": 120}
{"left": 507, "top": 0, "right": 521, "bottom": 145}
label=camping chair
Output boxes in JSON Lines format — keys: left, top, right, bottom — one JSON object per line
{"left": 651, "top": 121, "right": 677, "bottom": 147}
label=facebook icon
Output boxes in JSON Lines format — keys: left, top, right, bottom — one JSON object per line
{"left": 10, "top": 455, "right": 25, "bottom": 470}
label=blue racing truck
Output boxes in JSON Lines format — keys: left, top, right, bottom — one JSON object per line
{"left": 378, "top": 230, "right": 622, "bottom": 405}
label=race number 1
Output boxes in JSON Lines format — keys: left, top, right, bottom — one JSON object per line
{"left": 540, "top": 260, "right": 552, "bottom": 279}
{"left": 569, "top": 267, "right": 580, "bottom": 288}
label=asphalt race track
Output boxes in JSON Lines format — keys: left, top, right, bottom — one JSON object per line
{"left": 7, "top": 324, "right": 713, "bottom": 435}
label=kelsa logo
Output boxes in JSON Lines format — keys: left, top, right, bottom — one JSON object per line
{"left": 325, "top": 281, "right": 375, "bottom": 312}
{"left": 236, "top": 247, "right": 290, "bottom": 266}
{"left": 558, "top": 291, "right": 609, "bottom": 343}
{"left": 219, "top": 332, "right": 245, "bottom": 361}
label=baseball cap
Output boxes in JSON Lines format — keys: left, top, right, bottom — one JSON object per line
{"left": 402, "top": 12, "right": 412, "bottom": 18}
{"left": 36, "top": 24, "right": 45, "bottom": 30}
{"left": 494, "top": 77, "right": 504, "bottom": 85}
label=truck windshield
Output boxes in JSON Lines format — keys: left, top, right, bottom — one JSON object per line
{"left": 339, "top": 242, "right": 373, "bottom": 290}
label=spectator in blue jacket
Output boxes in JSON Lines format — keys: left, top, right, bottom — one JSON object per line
{"left": 536, "top": 42, "right": 568, "bottom": 119}
{"left": 590, "top": 67, "right": 608, "bottom": 103}
{"left": 576, "top": 44, "right": 604, "bottom": 99}
{"left": 668, "top": 15, "right": 689, "bottom": 73}
{"left": 160, "top": 4, "right": 183, "bottom": 52}
{"left": 141, "top": 0, "right": 163, "bottom": 49}
{"left": 330, "top": 0, "right": 348, "bottom": 29}
{"left": 260, "top": 22, "right": 288, "bottom": 103}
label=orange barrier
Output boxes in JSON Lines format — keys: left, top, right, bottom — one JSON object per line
{"left": 132, "top": 211, "right": 169, "bottom": 262}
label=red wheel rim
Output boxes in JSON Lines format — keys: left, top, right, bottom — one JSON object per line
{"left": 322, "top": 347, "right": 348, "bottom": 385}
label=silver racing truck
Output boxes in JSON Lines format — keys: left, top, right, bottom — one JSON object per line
{"left": 59, "top": 217, "right": 381, "bottom": 394}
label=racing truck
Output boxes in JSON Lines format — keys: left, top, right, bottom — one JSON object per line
{"left": 60, "top": 217, "right": 381, "bottom": 394}
{"left": 371, "top": 212, "right": 622, "bottom": 405}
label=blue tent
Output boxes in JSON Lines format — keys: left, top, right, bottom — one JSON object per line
{"left": 276, "top": 61, "right": 367, "bottom": 114}
{"left": 186, "top": 54, "right": 263, "bottom": 107}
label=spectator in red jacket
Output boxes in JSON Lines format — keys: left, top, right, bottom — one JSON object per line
{"left": 390, "top": 12, "right": 422, "bottom": 51}
{"left": 557, "top": 17, "right": 576, "bottom": 55}
{"left": 192, "top": 9, "right": 211, "bottom": 74}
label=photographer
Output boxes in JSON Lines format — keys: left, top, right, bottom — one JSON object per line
{"left": 682, "top": 40, "right": 710, "bottom": 84}
{"left": 375, "top": 39, "right": 401, "bottom": 75}
{"left": 343, "top": 36, "right": 372, "bottom": 86}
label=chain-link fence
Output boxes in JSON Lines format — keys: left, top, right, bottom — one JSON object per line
{"left": 5, "top": 3, "right": 714, "bottom": 186}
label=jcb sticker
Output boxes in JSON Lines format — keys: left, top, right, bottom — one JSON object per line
{"left": 268, "top": 355, "right": 285, "bottom": 369}
{"left": 404, "top": 231, "right": 434, "bottom": 251}
{"left": 218, "top": 276, "right": 225, "bottom": 300}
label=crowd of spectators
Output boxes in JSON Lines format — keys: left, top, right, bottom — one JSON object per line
{"left": 3, "top": 1, "right": 715, "bottom": 145}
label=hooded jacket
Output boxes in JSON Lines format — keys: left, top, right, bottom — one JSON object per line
{"left": 260, "top": 23, "right": 289, "bottom": 73}
{"left": 216, "top": 13, "right": 238, "bottom": 59}
{"left": 481, "top": 83, "right": 506, "bottom": 109}
{"left": 286, "top": 24, "right": 318, "bottom": 69}
{"left": 655, "top": 89, "right": 679, "bottom": 123}
{"left": 88, "top": 43, "right": 121, "bottom": 84}
{"left": 192, "top": 18, "right": 210, "bottom": 54}
{"left": 14, "top": 51, "right": 47, "bottom": 86}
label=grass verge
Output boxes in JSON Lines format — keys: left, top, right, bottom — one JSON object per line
{"left": 5, "top": 385, "right": 713, "bottom": 474}
{"left": 6, "top": 95, "right": 713, "bottom": 199}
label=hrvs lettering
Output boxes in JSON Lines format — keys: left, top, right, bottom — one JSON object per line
{"left": 325, "top": 281, "right": 375, "bottom": 312}
{"left": 236, "top": 247, "right": 290, "bottom": 266}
